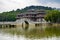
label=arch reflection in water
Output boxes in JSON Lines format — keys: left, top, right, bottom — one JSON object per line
{"left": 22, "top": 21, "right": 29, "bottom": 30}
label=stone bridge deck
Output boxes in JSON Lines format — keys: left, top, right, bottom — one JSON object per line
{"left": 0, "top": 21, "right": 48, "bottom": 25}
{"left": 0, "top": 22, "right": 16, "bottom": 25}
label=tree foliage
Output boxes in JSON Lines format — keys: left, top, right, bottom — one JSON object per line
{"left": 44, "top": 10, "right": 60, "bottom": 23}
{"left": 0, "top": 6, "right": 54, "bottom": 21}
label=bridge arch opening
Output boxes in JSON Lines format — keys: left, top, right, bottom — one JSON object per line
{"left": 22, "top": 21, "right": 29, "bottom": 30}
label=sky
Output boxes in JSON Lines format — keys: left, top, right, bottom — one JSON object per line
{"left": 0, "top": 0, "right": 60, "bottom": 13}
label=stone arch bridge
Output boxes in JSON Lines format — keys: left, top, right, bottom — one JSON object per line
{"left": 0, "top": 18, "right": 48, "bottom": 29}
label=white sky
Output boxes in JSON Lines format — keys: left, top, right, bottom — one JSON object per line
{"left": 0, "top": 0, "right": 60, "bottom": 13}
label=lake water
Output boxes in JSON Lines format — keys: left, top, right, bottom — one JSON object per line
{"left": 0, "top": 24, "right": 60, "bottom": 40}
{"left": 0, "top": 33, "right": 60, "bottom": 40}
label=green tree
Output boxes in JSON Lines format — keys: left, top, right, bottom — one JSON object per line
{"left": 44, "top": 10, "right": 60, "bottom": 23}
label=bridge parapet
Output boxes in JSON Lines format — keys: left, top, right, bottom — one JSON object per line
{"left": 0, "top": 22, "right": 16, "bottom": 25}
